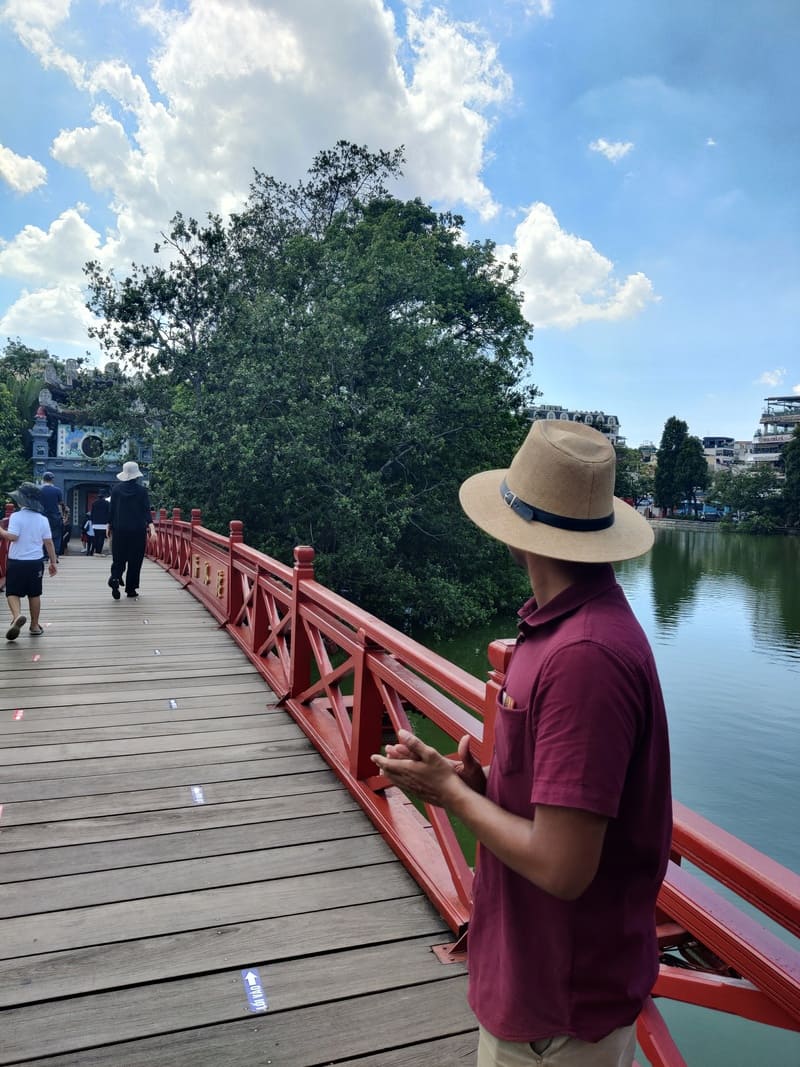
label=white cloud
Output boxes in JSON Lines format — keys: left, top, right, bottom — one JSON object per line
{"left": 756, "top": 368, "right": 786, "bottom": 387}
{"left": 1, "top": 0, "right": 84, "bottom": 83}
{"left": 0, "top": 283, "right": 99, "bottom": 348}
{"left": 0, "top": 144, "right": 47, "bottom": 193}
{"left": 589, "top": 138, "right": 634, "bottom": 163}
{"left": 793, "top": 384, "right": 800, "bottom": 395}
{"left": 0, "top": 205, "right": 100, "bottom": 282}
{"left": 499, "top": 202, "right": 658, "bottom": 328}
{"left": 706, "top": 137, "right": 717, "bottom": 147}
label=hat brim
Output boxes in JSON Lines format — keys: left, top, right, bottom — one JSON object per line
{"left": 116, "top": 469, "right": 140, "bottom": 480}
{"left": 10, "top": 490, "right": 44, "bottom": 513}
{"left": 459, "top": 469, "right": 654, "bottom": 563}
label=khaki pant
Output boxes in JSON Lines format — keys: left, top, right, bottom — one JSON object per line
{"left": 477, "top": 1023, "right": 636, "bottom": 1067}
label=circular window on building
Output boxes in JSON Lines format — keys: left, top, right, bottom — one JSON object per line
{"left": 81, "top": 434, "right": 105, "bottom": 459}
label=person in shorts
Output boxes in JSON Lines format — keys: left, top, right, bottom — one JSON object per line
{"left": 1, "top": 482, "right": 58, "bottom": 640}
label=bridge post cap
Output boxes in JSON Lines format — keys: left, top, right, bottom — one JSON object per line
{"left": 190, "top": 508, "right": 202, "bottom": 524}
{"left": 172, "top": 507, "right": 182, "bottom": 519}
{"left": 294, "top": 545, "right": 315, "bottom": 564}
{"left": 229, "top": 520, "right": 244, "bottom": 541}
{"left": 487, "top": 638, "right": 515, "bottom": 673}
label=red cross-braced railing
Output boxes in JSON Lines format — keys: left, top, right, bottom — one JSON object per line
{"left": 143, "top": 512, "right": 800, "bottom": 1066}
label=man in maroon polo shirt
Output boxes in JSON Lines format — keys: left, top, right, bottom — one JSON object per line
{"left": 372, "top": 420, "right": 672, "bottom": 1066}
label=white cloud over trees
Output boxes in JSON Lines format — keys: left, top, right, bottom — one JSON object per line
{"left": 0, "top": 0, "right": 655, "bottom": 352}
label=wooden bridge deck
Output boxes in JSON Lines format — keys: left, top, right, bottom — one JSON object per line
{"left": 0, "top": 553, "right": 476, "bottom": 1065}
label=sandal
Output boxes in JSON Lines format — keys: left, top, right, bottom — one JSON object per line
{"left": 29, "top": 626, "right": 44, "bottom": 636}
{"left": 5, "top": 615, "right": 27, "bottom": 641}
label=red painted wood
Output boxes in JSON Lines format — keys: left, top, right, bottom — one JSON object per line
{"left": 148, "top": 513, "right": 800, "bottom": 1054}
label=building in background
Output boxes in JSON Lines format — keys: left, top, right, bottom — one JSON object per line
{"left": 702, "top": 436, "right": 735, "bottom": 472}
{"left": 527, "top": 404, "right": 624, "bottom": 445}
{"left": 29, "top": 361, "right": 153, "bottom": 528}
{"left": 752, "top": 396, "right": 800, "bottom": 468}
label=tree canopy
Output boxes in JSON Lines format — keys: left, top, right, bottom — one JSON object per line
{"left": 654, "top": 416, "right": 709, "bottom": 511}
{"left": 84, "top": 142, "right": 536, "bottom": 632}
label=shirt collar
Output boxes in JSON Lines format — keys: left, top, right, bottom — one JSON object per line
{"left": 517, "top": 563, "right": 618, "bottom": 633}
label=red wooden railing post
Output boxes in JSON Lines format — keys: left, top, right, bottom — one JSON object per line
{"left": 289, "top": 546, "right": 315, "bottom": 697}
{"left": 484, "top": 639, "right": 514, "bottom": 766}
{"left": 228, "top": 520, "right": 244, "bottom": 625}
{"left": 188, "top": 509, "right": 201, "bottom": 578}
{"left": 350, "top": 628, "right": 385, "bottom": 780}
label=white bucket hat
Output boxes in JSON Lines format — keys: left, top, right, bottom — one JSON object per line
{"left": 459, "top": 420, "right": 653, "bottom": 563}
{"left": 116, "top": 460, "right": 143, "bottom": 481}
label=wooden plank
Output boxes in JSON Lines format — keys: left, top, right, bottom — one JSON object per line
{"left": 0, "top": 789, "right": 360, "bottom": 852}
{"left": 336, "top": 1034, "right": 479, "bottom": 1066}
{"left": 0, "top": 752, "right": 327, "bottom": 804}
{"left": 0, "top": 684, "right": 273, "bottom": 717}
{"left": 0, "top": 895, "right": 445, "bottom": 1008}
{"left": 0, "top": 722, "right": 304, "bottom": 765}
{"left": 5, "top": 980, "right": 475, "bottom": 1067}
{"left": 0, "top": 937, "right": 465, "bottom": 1064}
{"left": 0, "top": 738, "right": 314, "bottom": 785}
{"left": 0, "top": 834, "right": 394, "bottom": 917}
{"left": 0, "top": 678, "right": 278, "bottom": 711}
{"left": 0, "top": 861, "right": 416, "bottom": 960}
{"left": 0, "top": 699, "right": 275, "bottom": 731}
{"left": 0, "top": 809, "right": 376, "bottom": 881}
{"left": 0, "top": 713, "right": 285, "bottom": 746}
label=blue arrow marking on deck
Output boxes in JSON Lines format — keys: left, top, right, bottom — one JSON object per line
{"left": 241, "top": 968, "right": 268, "bottom": 1013}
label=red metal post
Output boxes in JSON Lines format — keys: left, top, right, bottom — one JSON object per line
{"left": 350, "top": 630, "right": 386, "bottom": 780}
{"left": 228, "top": 520, "right": 244, "bottom": 625}
{"left": 289, "top": 546, "right": 315, "bottom": 698}
{"left": 484, "top": 639, "right": 513, "bottom": 766}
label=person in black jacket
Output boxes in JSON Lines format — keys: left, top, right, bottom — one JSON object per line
{"left": 90, "top": 490, "right": 111, "bottom": 556}
{"left": 107, "top": 462, "right": 155, "bottom": 600}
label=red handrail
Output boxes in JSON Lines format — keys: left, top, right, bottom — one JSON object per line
{"left": 148, "top": 514, "right": 800, "bottom": 1064}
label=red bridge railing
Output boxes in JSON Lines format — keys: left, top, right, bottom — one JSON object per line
{"left": 142, "top": 509, "right": 799, "bottom": 1064}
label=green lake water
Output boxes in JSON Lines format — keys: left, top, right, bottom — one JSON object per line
{"left": 426, "top": 527, "right": 800, "bottom": 1066}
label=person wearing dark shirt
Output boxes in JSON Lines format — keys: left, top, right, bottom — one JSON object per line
{"left": 372, "top": 420, "right": 672, "bottom": 1067}
{"left": 107, "top": 461, "right": 155, "bottom": 600}
{"left": 39, "top": 472, "right": 63, "bottom": 560}
{"left": 90, "top": 491, "right": 111, "bottom": 556}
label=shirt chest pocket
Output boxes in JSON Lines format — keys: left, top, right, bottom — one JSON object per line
{"left": 493, "top": 697, "right": 527, "bottom": 776}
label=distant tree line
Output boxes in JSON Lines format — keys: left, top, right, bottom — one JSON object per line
{"left": 652, "top": 414, "right": 800, "bottom": 533}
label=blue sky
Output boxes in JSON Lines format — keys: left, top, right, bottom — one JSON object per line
{"left": 0, "top": 0, "right": 797, "bottom": 446}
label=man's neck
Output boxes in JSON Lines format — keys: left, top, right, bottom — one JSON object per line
{"left": 526, "top": 553, "right": 608, "bottom": 608}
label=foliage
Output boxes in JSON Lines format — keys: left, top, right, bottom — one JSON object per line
{"left": 655, "top": 417, "right": 710, "bottom": 510}
{"left": 84, "top": 142, "right": 536, "bottom": 632}
{"left": 782, "top": 425, "right": 800, "bottom": 527}
{"left": 709, "top": 465, "right": 782, "bottom": 520}
{"left": 0, "top": 382, "right": 29, "bottom": 499}
{"left": 614, "top": 446, "right": 654, "bottom": 505}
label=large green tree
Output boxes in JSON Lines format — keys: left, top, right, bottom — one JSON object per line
{"left": 654, "top": 416, "right": 709, "bottom": 512}
{"left": 84, "top": 142, "right": 536, "bottom": 632}
{"left": 782, "top": 425, "right": 800, "bottom": 527}
{"left": 614, "top": 445, "right": 654, "bottom": 506}
{"left": 0, "top": 382, "right": 28, "bottom": 499}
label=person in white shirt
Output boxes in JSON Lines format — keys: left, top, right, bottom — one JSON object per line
{"left": 1, "top": 483, "right": 58, "bottom": 640}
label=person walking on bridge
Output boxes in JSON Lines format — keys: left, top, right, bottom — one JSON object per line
{"left": 373, "top": 420, "right": 672, "bottom": 1067}
{"left": 107, "top": 461, "right": 155, "bottom": 600}
{"left": 39, "top": 471, "right": 63, "bottom": 561}
{"left": 2, "top": 482, "right": 58, "bottom": 639}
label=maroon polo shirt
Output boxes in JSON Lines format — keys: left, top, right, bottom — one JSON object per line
{"left": 468, "top": 564, "right": 672, "bottom": 1043}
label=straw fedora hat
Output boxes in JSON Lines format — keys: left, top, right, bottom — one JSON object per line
{"left": 459, "top": 419, "right": 653, "bottom": 563}
{"left": 117, "top": 460, "right": 143, "bottom": 481}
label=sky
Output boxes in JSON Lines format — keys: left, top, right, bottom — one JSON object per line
{"left": 0, "top": 0, "right": 798, "bottom": 447}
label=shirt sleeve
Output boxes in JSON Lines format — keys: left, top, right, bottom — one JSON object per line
{"left": 8, "top": 512, "right": 20, "bottom": 534}
{"left": 531, "top": 641, "right": 641, "bottom": 819}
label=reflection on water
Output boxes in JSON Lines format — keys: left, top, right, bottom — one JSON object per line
{"left": 616, "top": 528, "right": 799, "bottom": 876}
